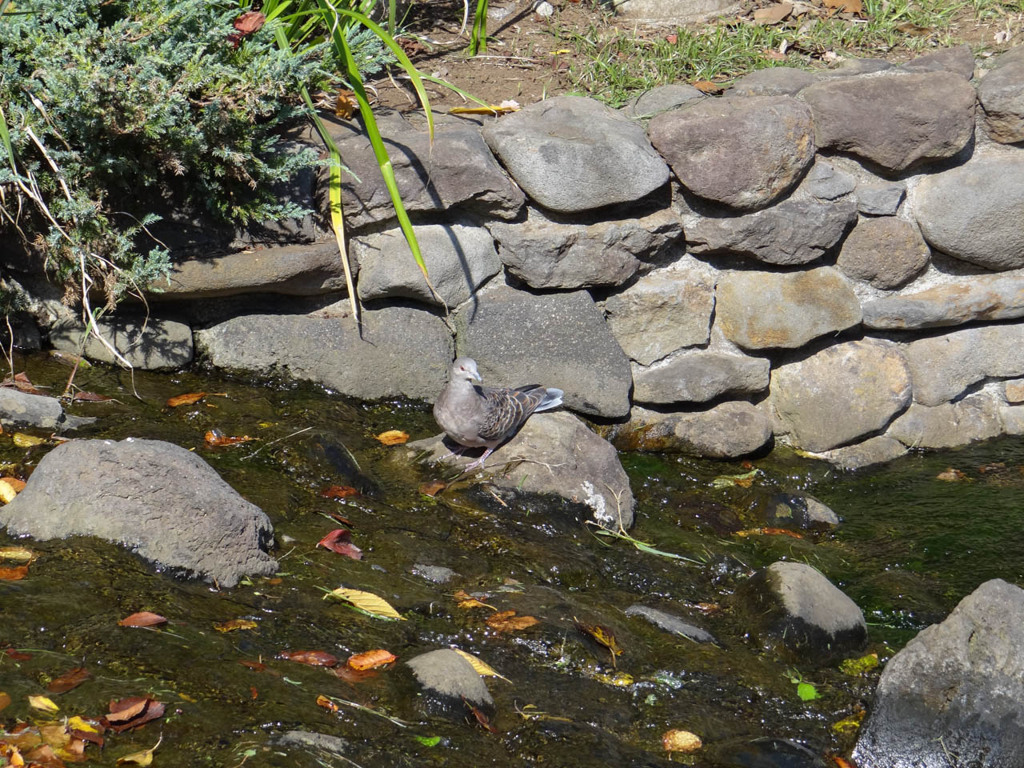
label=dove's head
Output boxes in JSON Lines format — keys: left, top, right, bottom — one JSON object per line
{"left": 451, "top": 358, "right": 482, "bottom": 384}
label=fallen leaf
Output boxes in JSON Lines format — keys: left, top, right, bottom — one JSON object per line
{"left": 665, "top": 33, "right": 678, "bottom": 43}
{"left": 346, "top": 649, "right": 396, "bottom": 670}
{"left": 0, "top": 477, "right": 25, "bottom": 503}
{"left": 204, "top": 429, "right": 256, "bottom": 447}
{"left": 451, "top": 649, "right": 511, "bottom": 682}
{"left": 693, "top": 80, "right": 725, "bottom": 95}
{"left": 12, "top": 433, "right": 46, "bottom": 448}
{"left": 67, "top": 715, "right": 105, "bottom": 746}
{"left": 315, "top": 694, "right": 341, "bottom": 713}
{"left": 829, "top": 756, "right": 857, "bottom": 768}
{"left": 49, "top": 350, "right": 91, "bottom": 368}
{"left": 239, "top": 660, "right": 267, "bottom": 672}
{"left": 166, "top": 392, "right": 206, "bottom": 407}
{"left": 234, "top": 10, "right": 265, "bottom": 34}
{"left": 214, "top": 619, "right": 258, "bottom": 632}
{"left": 375, "top": 429, "right": 409, "bottom": 446}
{"left": 320, "top": 485, "right": 360, "bottom": 499}
{"left": 895, "top": 21, "right": 932, "bottom": 35}
{"left": 711, "top": 468, "right": 760, "bottom": 488}
{"left": 753, "top": 2, "right": 793, "bottom": 24}
{"left": 486, "top": 610, "right": 539, "bottom": 633}
{"left": 734, "top": 527, "right": 804, "bottom": 539}
{"left": 104, "top": 696, "right": 165, "bottom": 733}
{"left": 449, "top": 100, "right": 521, "bottom": 116}
{"left": 325, "top": 588, "right": 405, "bottom": 621}
{"left": 978, "top": 462, "right": 1005, "bottom": 473}
{"left": 334, "top": 665, "right": 378, "bottom": 683}
{"left": 28, "top": 694, "right": 60, "bottom": 714}
{"left": 453, "top": 590, "right": 497, "bottom": 611}
{"left": 4, "top": 647, "right": 31, "bottom": 660}
{"left": 839, "top": 652, "right": 879, "bottom": 676}
{"left": 662, "top": 728, "right": 703, "bottom": 753}
{"left": 823, "top": 0, "right": 861, "bottom": 12}
{"left": 0, "top": 692, "right": 10, "bottom": 712}
{"left": 47, "top": 666, "right": 90, "bottom": 694}
{"left": 335, "top": 89, "right": 357, "bottom": 119}
{"left": 419, "top": 479, "right": 446, "bottom": 497}
{"left": 118, "top": 612, "right": 168, "bottom": 628}
{"left": 936, "top": 468, "right": 968, "bottom": 482}
{"left": 3, "top": 371, "right": 43, "bottom": 393}
{"left": 116, "top": 735, "right": 161, "bottom": 766}
{"left": 71, "top": 391, "right": 113, "bottom": 402}
{"left": 317, "top": 529, "right": 362, "bottom": 560}
{"left": 0, "top": 545, "right": 34, "bottom": 562}
{"left": 277, "top": 650, "right": 339, "bottom": 667}
{"left": 0, "top": 565, "right": 29, "bottom": 581}
{"left": 574, "top": 619, "right": 624, "bottom": 667}
{"left": 463, "top": 697, "right": 498, "bottom": 733}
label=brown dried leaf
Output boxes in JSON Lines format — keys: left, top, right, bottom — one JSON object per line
{"left": 204, "top": 429, "right": 256, "bottom": 447}
{"left": 0, "top": 565, "right": 29, "bottom": 581}
{"left": 277, "top": 650, "right": 339, "bottom": 667}
{"left": 214, "top": 619, "right": 258, "bottom": 632}
{"left": 166, "top": 392, "right": 206, "bottom": 407}
{"left": 574, "top": 619, "right": 625, "bottom": 662}
{"left": 453, "top": 589, "right": 497, "bottom": 611}
{"left": 72, "top": 391, "right": 114, "bottom": 402}
{"left": 104, "top": 697, "right": 165, "bottom": 733}
{"left": 233, "top": 10, "right": 266, "bottom": 34}
{"left": 936, "top": 467, "right": 968, "bottom": 482}
{"left": 375, "top": 429, "right": 409, "bottom": 446}
{"left": 0, "top": 477, "right": 26, "bottom": 504}
{"left": 823, "top": 0, "right": 862, "bottom": 12}
{"left": 419, "top": 480, "right": 447, "bottom": 497}
{"left": 335, "top": 89, "right": 357, "bottom": 119}
{"left": 753, "top": 2, "right": 793, "bottom": 24}
{"left": 662, "top": 728, "right": 703, "bottom": 753}
{"left": 0, "top": 691, "right": 10, "bottom": 712}
{"left": 486, "top": 610, "right": 539, "bottom": 633}
{"left": 320, "top": 485, "right": 360, "bottom": 499}
{"left": 315, "top": 694, "right": 341, "bottom": 713}
{"left": 693, "top": 80, "right": 725, "bottom": 95}
{"left": 47, "top": 666, "right": 91, "bottom": 694}
{"left": 118, "top": 612, "right": 168, "bottom": 628}
{"left": 346, "top": 649, "right": 396, "bottom": 670}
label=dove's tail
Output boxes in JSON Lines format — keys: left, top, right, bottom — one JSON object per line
{"left": 535, "top": 388, "right": 563, "bottom": 412}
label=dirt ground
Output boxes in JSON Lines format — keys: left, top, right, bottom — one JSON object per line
{"left": 366, "top": 0, "right": 1018, "bottom": 113}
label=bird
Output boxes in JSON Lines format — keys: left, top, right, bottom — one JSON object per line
{"left": 433, "top": 357, "right": 563, "bottom": 471}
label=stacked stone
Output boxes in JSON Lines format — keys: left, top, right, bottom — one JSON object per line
{"left": 50, "top": 45, "right": 1024, "bottom": 468}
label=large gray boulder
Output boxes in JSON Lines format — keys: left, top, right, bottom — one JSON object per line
{"left": 730, "top": 67, "right": 818, "bottom": 97}
{"left": 978, "top": 47, "right": 1024, "bottom": 143}
{"left": 886, "top": 395, "right": 1004, "bottom": 449}
{"left": 413, "top": 411, "right": 634, "bottom": 531}
{"left": 602, "top": 260, "right": 715, "bottom": 365}
{"left": 914, "top": 156, "right": 1024, "bottom": 271}
{"left": 0, "top": 438, "right": 277, "bottom": 587}
{"left": 800, "top": 71, "right": 976, "bottom": 172}
{"left": 488, "top": 207, "right": 681, "bottom": 290}
{"left": 352, "top": 224, "right": 500, "bottom": 307}
{"left": 196, "top": 304, "right": 453, "bottom": 401}
{"left": 611, "top": 401, "right": 773, "bottom": 458}
{"left": 649, "top": 96, "right": 815, "bottom": 210}
{"left": 482, "top": 96, "right": 669, "bottom": 213}
{"left": 715, "top": 267, "right": 862, "bottom": 351}
{"left": 454, "top": 283, "right": 632, "bottom": 418}
{"left": 897, "top": 45, "right": 976, "bottom": 78}
{"left": 770, "top": 339, "right": 912, "bottom": 452}
{"left": 633, "top": 350, "right": 770, "bottom": 404}
{"left": 741, "top": 561, "right": 867, "bottom": 659}
{"left": 863, "top": 271, "right": 1024, "bottom": 330}
{"left": 854, "top": 579, "right": 1024, "bottom": 767}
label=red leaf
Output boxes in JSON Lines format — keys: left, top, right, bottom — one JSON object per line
{"left": 233, "top": 11, "right": 265, "bottom": 34}
{"left": 103, "top": 696, "right": 165, "bottom": 733}
{"left": 317, "top": 529, "right": 362, "bottom": 560}
{"left": 277, "top": 650, "right": 339, "bottom": 667}
{"left": 320, "top": 485, "right": 360, "bottom": 499}
{"left": 4, "top": 647, "right": 31, "bottom": 661}
{"left": 118, "top": 611, "right": 168, "bottom": 628}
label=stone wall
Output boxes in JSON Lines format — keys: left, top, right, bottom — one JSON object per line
{"left": 49, "top": 45, "right": 1024, "bottom": 468}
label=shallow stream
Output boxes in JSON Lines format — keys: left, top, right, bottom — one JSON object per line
{"left": 2, "top": 353, "right": 1023, "bottom": 767}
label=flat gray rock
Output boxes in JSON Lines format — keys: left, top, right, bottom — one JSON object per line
{"left": 610, "top": 0, "right": 740, "bottom": 22}
{"left": 898, "top": 44, "right": 976, "bottom": 78}
{"left": 856, "top": 183, "right": 905, "bottom": 216}
{"left": 770, "top": 339, "right": 911, "bottom": 452}
{"left": 886, "top": 395, "right": 1003, "bottom": 449}
{"left": 51, "top": 315, "right": 193, "bottom": 371}
{"left": 914, "top": 156, "right": 1024, "bottom": 271}
{"left": 854, "top": 579, "right": 1024, "bottom": 767}
{"left": 816, "top": 435, "right": 908, "bottom": 470}
{"left": 612, "top": 401, "right": 773, "bottom": 459}
{"left": 352, "top": 224, "right": 500, "bottom": 307}
{"left": 715, "top": 267, "right": 861, "bottom": 350}
{"left": 863, "top": 271, "right": 1024, "bottom": 330}
{"left": 743, "top": 561, "right": 867, "bottom": 658}
{"left": 482, "top": 96, "right": 669, "bottom": 213}
{"left": 602, "top": 261, "right": 715, "bottom": 365}
{"left": 978, "top": 47, "right": 1024, "bottom": 143}
{"left": 454, "top": 283, "right": 631, "bottom": 418}
{"left": 903, "top": 323, "right": 1024, "bottom": 406}
{"left": 649, "top": 96, "right": 815, "bottom": 210}
{"left": 0, "top": 388, "right": 94, "bottom": 432}
{"left": 801, "top": 72, "right": 976, "bottom": 172}
{"left": 406, "top": 648, "right": 494, "bottom": 715}
{"left": 632, "top": 350, "right": 770, "bottom": 404}
{"left": 730, "top": 67, "right": 818, "bottom": 97}
{"left": 837, "top": 217, "right": 930, "bottom": 290}
{"left": 488, "top": 207, "right": 681, "bottom": 290}
{"left": 620, "top": 84, "right": 705, "bottom": 120}
{"left": 0, "top": 438, "right": 277, "bottom": 587}
{"left": 196, "top": 304, "right": 452, "bottom": 401}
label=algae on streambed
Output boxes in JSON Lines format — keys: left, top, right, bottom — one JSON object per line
{"left": 1, "top": 353, "right": 1022, "bottom": 766}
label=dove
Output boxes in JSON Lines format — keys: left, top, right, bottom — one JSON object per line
{"left": 433, "top": 358, "right": 563, "bottom": 470}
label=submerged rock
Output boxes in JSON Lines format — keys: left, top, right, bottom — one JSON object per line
{"left": 0, "top": 388, "right": 94, "bottom": 432}
{"left": 0, "top": 438, "right": 277, "bottom": 587}
{"left": 625, "top": 605, "right": 716, "bottom": 644}
{"left": 50, "top": 315, "right": 193, "bottom": 370}
{"left": 406, "top": 648, "right": 494, "bottom": 717}
{"left": 854, "top": 579, "right": 1024, "bottom": 767}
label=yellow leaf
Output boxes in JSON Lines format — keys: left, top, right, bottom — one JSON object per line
{"left": 28, "top": 694, "right": 59, "bottom": 713}
{"left": 12, "top": 433, "right": 46, "bottom": 448}
{"left": 449, "top": 100, "right": 521, "bottom": 116}
{"left": 375, "top": 430, "right": 409, "bottom": 446}
{"left": 0, "top": 546, "right": 35, "bottom": 563}
{"left": 116, "top": 736, "right": 161, "bottom": 766}
{"left": 67, "top": 715, "right": 101, "bottom": 734}
{"left": 325, "top": 588, "right": 405, "bottom": 621}
{"left": 214, "top": 619, "right": 258, "bottom": 632}
{"left": 451, "top": 649, "right": 512, "bottom": 683}
{"left": 662, "top": 728, "right": 703, "bottom": 753}
{"left": 0, "top": 477, "right": 25, "bottom": 504}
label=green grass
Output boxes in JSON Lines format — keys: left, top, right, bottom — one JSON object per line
{"left": 563, "top": 0, "right": 1018, "bottom": 106}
